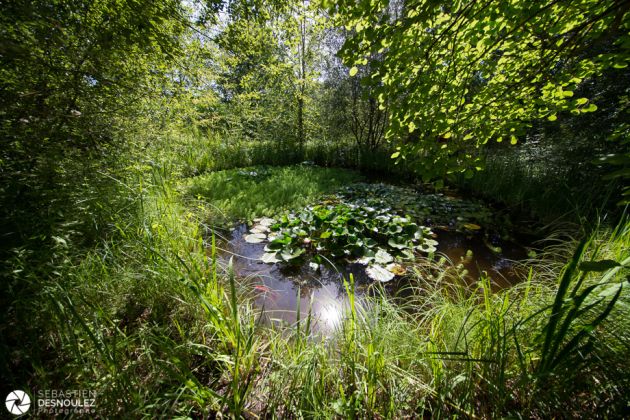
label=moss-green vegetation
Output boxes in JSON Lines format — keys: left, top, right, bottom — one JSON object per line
{"left": 185, "top": 165, "right": 362, "bottom": 224}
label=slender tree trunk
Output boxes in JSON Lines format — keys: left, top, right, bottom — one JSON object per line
{"left": 297, "top": 95, "right": 304, "bottom": 148}
{"left": 297, "top": 6, "right": 306, "bottom": 150}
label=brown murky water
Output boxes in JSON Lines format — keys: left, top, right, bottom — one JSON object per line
{"left": 216, "top": 223, "right": 527, "bottom": 335}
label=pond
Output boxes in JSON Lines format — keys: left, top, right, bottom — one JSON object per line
{"left": 214, "top": 182, "right": 530, "bottom": 335}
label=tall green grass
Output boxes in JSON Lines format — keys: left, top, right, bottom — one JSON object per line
{"left": 2, "top": 150, "right": 263, "bottom": 416}
{"left": 185, "top": 164, "right": 363, "bottom": 225}
{"left": 157, "top": 128, "right": 417, "bottom": 180}
{"left": 252, "top": 220, "right": 629, "bottom": 418}
{"left": 459, "top": 145, "right": 623, "bottom": 225}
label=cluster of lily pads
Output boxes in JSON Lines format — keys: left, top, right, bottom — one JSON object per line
{"left": 244, "top": 202, "right": 438, "bottom": 282}
{"left": 242, "top": 182, "right": 502, "bottom": 282}
{"left": 336, "top": 183, "right": 493, "bottom": 232}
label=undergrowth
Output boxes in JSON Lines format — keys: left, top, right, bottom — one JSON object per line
{"left": 251, "top": 220, "right": 629, "bottom": 417}
{"left": 185, "top": 164, "right": 362, "bottom": 225}
{"left": 2, "top": 131, "right": 628, "bottom": 418}
{"left": 459, "top": 143, "right": 623, "bottom": 226}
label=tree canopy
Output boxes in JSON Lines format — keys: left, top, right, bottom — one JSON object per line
{"left": 331, "top": 0, "right": 630, "bottom": 181}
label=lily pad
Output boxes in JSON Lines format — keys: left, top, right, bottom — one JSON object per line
{"left": 417, "top": 242, "right": 437, "bottom": 253}
{"left": 336, "top": 183, "right": 495, "bottom": 234}
{"left": 280, "top": 247, "right": 305, "bottom": 261}
{"left": 375, "top": 249, "right": 393, "bottom": 264}
{"left": 244, "top": 233, "right": 267, "bottom": 243}
{"left": 258, "top": 217, "right": 276, "bottom": 227}
{"left": 463, "top": 223, "right": 481, "bottom": 230}
{"left": 366, "top": 264, "right": 395, "bottom": 282}
{"left": 388, "top": 237, "right": 409, "bottom": 250}
{"left": 255, "top": 185, "right": 443, "bottom": 277}
{"left": 250, "top": 225, "right": 269, "bottom": 234}
{"left": 355, "top": 256, "right": 374, "bottom": 265}
{"left": 261, "top": 252, "right": 281, "bottom": 263}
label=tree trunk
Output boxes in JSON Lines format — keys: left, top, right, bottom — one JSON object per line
{"left": 296, "top": 0, "right": 307, "bottom": 151}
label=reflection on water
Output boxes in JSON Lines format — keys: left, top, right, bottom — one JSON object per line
{"left": 435, "top": 230, "right": 527, "bottom": 289}
{"left": 217, "top": 224, "right": 527, "bottom": 335}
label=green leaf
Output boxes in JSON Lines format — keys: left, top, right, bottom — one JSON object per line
{"left": 258, "top": 217, "right": 275, "bottom": 226}
{"left": 320, "top": 231, "right": 332, "bottom": 239}
{"left": 349, "top": 66, "right": 358, "bottom": 77}
{"left": 548, "top": 114, "right": 557, "bottom": 121}
{"left": 250, "top": 225, "right": 269, "bottom": 234}
{"left": 583, "top": 103, "right": 598, "bottom": 112}
{"left": 280, "top": 247, "right": 305, "bottom": 261}
{"left": 366, "top": 264, "right": 395, "bottom": 282}
{"left": 52, "top": 236, "right": 68, "bottom": 247}
{"left": 375, "top": 249, "right": 393, "bottom": 264}
{"left": 417, "top": 242, "right": 437, "bottom": 253}
{"left": 261, "top": 252, "right": 281, "bottom": 263}
{"left": 244, "top": 233, "right": 266, "bottom": 243}
{"left": 391, "top": 151, "right": 400, "bottom": 159}
{"left": 388, "top": 237, "right": 408, "bottom": 249}
{"left": 463, "top": 223, "right": 481, "bottom": 230}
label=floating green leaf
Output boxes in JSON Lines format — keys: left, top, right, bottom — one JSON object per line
{"left": 244, "top": 233, "right": 267, "bottom": 243}
{"left": 261, "top": 252, "right": 281, "bottom": 263}
{"left": 258, "top": 217, "right": 275, "bottom": 226}
{"left": 280, "top": 247, "right": 305, "bottom": 261}
{"left": 366, "top": 264, "right": 395, "bottom": 282}
{"left": 375, "top": 249, "right": 393, "bottom": 264}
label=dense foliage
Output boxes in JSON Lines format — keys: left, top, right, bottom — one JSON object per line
{"left": 332, "top": 0, "right": 630, "bottom": 181}
{"left": 1, "top": 0, "right": 628, "bottom": 418}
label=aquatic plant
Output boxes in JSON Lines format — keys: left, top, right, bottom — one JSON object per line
{"left": 337, "top": 183, "right": 494, "bottom": 232}
{"left": 245, "top": 201, "right": 437, "bottom": 282}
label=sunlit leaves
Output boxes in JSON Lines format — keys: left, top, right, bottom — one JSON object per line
{"left": 331, "top": 0, "right": 630, "bottom": 181}
{"left": 365, "top": 264, "right": 395, "bottom": 282}
{"left": 248, "top": 183, "right": 451, "bottom": 281}
{"left": 244, "top": 233, "right": 267, "bottom": 243}
{"left": 1, "top": 0, "right": 192, "bottom": 149}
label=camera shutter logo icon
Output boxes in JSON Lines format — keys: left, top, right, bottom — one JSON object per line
{"left": 5, "top": 390, "right": 31, "bottom": 415}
